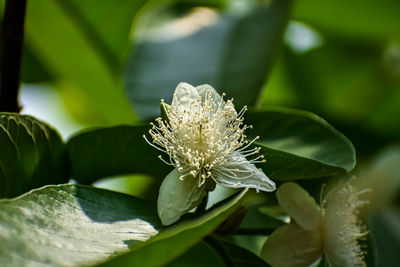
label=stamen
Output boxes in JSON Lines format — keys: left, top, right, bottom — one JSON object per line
{"left": 144, "top": 88, "right": 267, "bottom": 186}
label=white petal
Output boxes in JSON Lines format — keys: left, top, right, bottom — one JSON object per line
{"left": 277, "top": 183, "right": 321, "bottom": 231}
{"left": 171, "top": 82, "right": 200, "bottom": 111}
{"left": 322, "top": 183, "right": 367, "bottom": 267}
{"left": 157, "top": 168, "right": 207, "bottom": 225}
{"left": 197, "top": 84, "right": 238, "bottom": 136}
{"left": 212, "top": 154, "right": 275, "bottom": 192}
{"left": 261, "top": 223, "right": 322, "bottom": 267}
{"left": 196, "top": 84, "right": 223, "bottom": 103}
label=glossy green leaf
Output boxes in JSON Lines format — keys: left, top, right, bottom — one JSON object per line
{"left": 124, "top": 0, "right": 290, "bottom": 119}
{"left": 239, "top": 205, "right": 285, "bottom": 234}
{"left": 0, "top": 184, "right": 248, "bottom": 266}
{"left": 24, "top": 0, "right": 147, "bottom": 124}
{"left": 0, "top": 113, "right": 69, "bottom": 198}
{"left": 167, "top": 241, "right": 225, "bottom": 267}
{"left": 98, "top": 189, "right": 248, "bottom": 267}
{"left": 292, "top": 0, "right": 400, "bottom": 42}
{"left": 246, "top": 107, "right": 356, "bottom": 180}
{"left": 0, "top": 184, "right": 162, "bottom": 266}
{"left": 233, "top": 235, "right": 268, "bottom": 257}
{"left": 67, "top": 125, "right": 171, "bottom": 184}
{"left": 205, "top": 238, "right": 269, "bottom": 267}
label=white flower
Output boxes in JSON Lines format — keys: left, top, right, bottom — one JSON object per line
{"left": 262, "top": 182, "right": 368, "bottom": 267}
{"left": 144, "top": 82, "right": 275, "bottom": 225}
{"left": 322, "top": 183, "right": 368, "bottom": 267}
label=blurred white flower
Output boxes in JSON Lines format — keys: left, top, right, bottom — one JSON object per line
{"left": 353, "top": 145, "right": 400, "bottom": 220}
{"left": 145, "top": 82, "right": 275, "bottom": 225}
{"left": 262, "top": 182, "right": 368, "bottom": 267}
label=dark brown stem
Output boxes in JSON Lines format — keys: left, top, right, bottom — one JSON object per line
{"left": 0, "top": 0, "right": 27, "bottom": 112}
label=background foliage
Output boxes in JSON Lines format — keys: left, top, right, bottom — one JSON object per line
{"left": 0, "top": 0, "right": 399, "bottom": 266}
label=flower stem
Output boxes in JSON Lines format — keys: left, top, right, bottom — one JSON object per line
{"left": 0, "top": 0, "right": 27, "bottom": 112}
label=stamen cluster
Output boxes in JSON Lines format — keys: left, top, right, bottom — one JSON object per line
{"left": 322, "top": 183, "right": 369, "bottom": 267}
{"left": 144, "top": 90, "right": 265, "bottom": 187}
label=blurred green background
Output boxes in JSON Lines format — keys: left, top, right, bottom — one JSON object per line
{"left": 1, "top": 0, "right": 399, "bottom": 194}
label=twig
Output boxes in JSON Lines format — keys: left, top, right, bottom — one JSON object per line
{"left": 0, "top": 0, "right": 27, "bottom": 112}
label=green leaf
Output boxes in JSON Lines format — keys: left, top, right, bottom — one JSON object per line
{"left": 263, "top": 40, "right": 400, "bottom": 153}
{"left": 0, "top": 113, "right": 69, "bottom": 198}
{"left": 205, "top": 237, "right": 270, "bottom": 267}
{"left": 175, "top": 0, "right": 226, "bottom": 7}
{"left": 239, "top": 204, "right": 285, "bottom": 234}
{"left": 167, "top": 241, "right": 225, "bottom": 267}
{"left": 64, "top": 0, "right": 146, "bottom": 65}
{"left": 0, "top": 184, "right": 246, "bottom": 266}
{"left": 67, "top": 125, "right": 171, "bottom": 184}
{"left": 20, "top": 46, "right": 53, "bottom": 83}
{"left": 98, "top": 189, "right": 248, "bottom": 267}
{"left": 66, "top": 107, "right": 355, "bottom": 185}
{"left": 292, "top": 0, "right": 400, "bottom": 42}
{"left": 124, "top": 0, "right": 290, "bottom": 119}
{"left": 0, "top": 184, "right": 162, "bottom": 266}
{"left": 246, "top": 107, "right": 356, "bottom": 180}
{"left": 368, "top": 207, "right": 400, "bottom": 267}
{"left": 24, "top": 0, "right": 147, "bottom": 124}
{"left": 292, "top": 42, "right": 399, "bottom": 135}
{"left": 233, "top": 235, "right": 268, "bottom": 257}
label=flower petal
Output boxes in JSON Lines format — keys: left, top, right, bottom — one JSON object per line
{"left": 212, "top": 154, "right": 275, "bottom": 192}
{"left": 171, "top": 82, "right": 200, "bottom": 112}
{"left": 261, "top": 223, "right": 322, "bottom": 267}
{"left": 157, "top": 168, "right": 207, "bottom": 225}
{"left": 322, "top": 183, "right": 367, "bottom": 267}
{"left": 277, "top": 183, "right": 321, "bottom": 231}
{"left": 197, "top": 84, "right": 238, "bottom": 134}
{"left": 196, "top": 84, "right": 223, "bottom": 103}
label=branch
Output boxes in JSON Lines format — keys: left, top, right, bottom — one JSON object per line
{"left": 0, "top": 0, "right": 27, "bottom": 112}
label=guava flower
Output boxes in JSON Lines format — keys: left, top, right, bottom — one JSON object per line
{"left": 352, "top": 146, "right": 400, "bottom": 220}
{"left": 144, "top": 82, "right": 275, "bottom": 225}
{"left": 262, "top": 182, "right": 368, "bottom": 267}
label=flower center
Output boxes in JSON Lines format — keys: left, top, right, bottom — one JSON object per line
{"left": 144, "top": 89, "right": 264, "bottom": 186}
